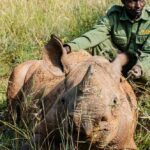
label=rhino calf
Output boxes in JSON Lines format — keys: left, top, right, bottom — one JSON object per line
{"left": 7, "top": 35, "right": 137, "bottom": 149}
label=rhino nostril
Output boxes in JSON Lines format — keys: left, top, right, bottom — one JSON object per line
{"left": 101, "top": 116, "right": 107, "bottom": 122}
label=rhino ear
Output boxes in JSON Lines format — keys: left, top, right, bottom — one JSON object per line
{"left": 42, "top": 34, "right": 70, "bottom": 74}
{"left": 111, "top": 54, "right": 128, "bottom": 81}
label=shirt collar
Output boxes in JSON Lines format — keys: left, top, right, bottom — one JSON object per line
{"left": 120, "top": 7, "right": 149, "bottom": 22}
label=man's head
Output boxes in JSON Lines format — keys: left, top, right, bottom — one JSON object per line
{"left": 121, "top": 0, "right": 146, "bottom": 20}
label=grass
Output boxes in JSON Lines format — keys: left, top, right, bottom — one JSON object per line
{"left": 0, "top": 0, "right": 150, "bottom": 149}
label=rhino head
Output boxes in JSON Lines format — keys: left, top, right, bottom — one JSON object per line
{"left": 60, "top": 56, "right": 137, "bottom": 149}
{"left": 26, "top": 36, "right": 137, "bottom": 150}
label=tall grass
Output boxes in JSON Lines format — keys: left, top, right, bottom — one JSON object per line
{"left": 0, "top": 0, "right": 119, "bottom": 76}
{"left": 0, "top": 0, "right": 150, "bottom": 150}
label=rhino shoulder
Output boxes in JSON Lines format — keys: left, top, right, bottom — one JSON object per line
{"left": 67, "top": 50, "right": 91, "bottom": 66}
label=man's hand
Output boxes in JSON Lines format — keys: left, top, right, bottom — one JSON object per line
{"left": 128, "top": 65, "right": 142, "bottom": 79}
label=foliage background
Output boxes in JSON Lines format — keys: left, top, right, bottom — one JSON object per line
{"left": 0, "top": 0, "right": 149, "bottom": 149}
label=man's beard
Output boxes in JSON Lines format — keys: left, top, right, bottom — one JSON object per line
{"left": 126, "top": 8, "right": 142, "bottom": 20}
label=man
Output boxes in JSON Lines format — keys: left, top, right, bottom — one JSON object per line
{"left": 64, "top": 0, "right": 150, "bottom": 81}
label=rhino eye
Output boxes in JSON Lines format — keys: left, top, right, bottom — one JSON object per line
{"left": 111, "top": 97, "right": 118, "bottom": 107}
{"left": 111, "top": 97, "right": 120, "bottom": 116}
{"left": 113, "top": 98, "right": 117, "bottom": 105}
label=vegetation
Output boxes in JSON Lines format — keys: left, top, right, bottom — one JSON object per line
{"left": 0, "top": 0, "right": 149, "bottom": 149}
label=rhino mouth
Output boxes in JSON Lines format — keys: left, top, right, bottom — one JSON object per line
{"left": 73, "top": 130, "right": 111, "bottom": 150}
{"left": 83, "top": 125, "right": 117, "bottom": 149}
{"left": 86, "top": 138, "right": 110, "bottom": 150}
{"left": 95, "top": 141, "right": 118, "bottom": 150}
{"left": 83, "top": 128, "right": 111, "bottom": 144}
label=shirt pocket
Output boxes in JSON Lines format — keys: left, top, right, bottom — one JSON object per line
{"left": 136, "top": 35, "right": 148, "bottom": 45}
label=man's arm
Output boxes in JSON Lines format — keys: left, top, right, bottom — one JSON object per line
{"left": 67, "top": 16, "right": 111, "bottom": 50}
{"left": 66, "top": 15, "right": 118, "bottom": 60}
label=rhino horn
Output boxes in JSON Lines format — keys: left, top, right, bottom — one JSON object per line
{"left": 78, "top": 65, "right": 94, "bottom": 91}
{"left": 42, "top": 34, "right": 70, "bottom": 74}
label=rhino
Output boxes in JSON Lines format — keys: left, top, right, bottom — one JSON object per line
{"left": 7, "top": 35, "right": 137, "bottom": 149}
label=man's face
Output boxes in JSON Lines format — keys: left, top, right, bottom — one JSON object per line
{"left": 122, "top": 0, "right": 146, "bottom": 19}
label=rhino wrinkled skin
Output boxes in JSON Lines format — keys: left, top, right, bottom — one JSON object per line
{"left": 7, "top": 35, "right": 137, "bottom": 150}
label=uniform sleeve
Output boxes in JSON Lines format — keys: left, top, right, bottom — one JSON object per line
{"left": 137, "top": 35, "right": 150, "bottom": 81}
{"left": 67, "top": 15, "right": 118, "bottom": 60}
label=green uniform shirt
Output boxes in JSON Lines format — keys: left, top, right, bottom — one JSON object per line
{"left": 67, "top": 5, "right": 150, "bottom": 80}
